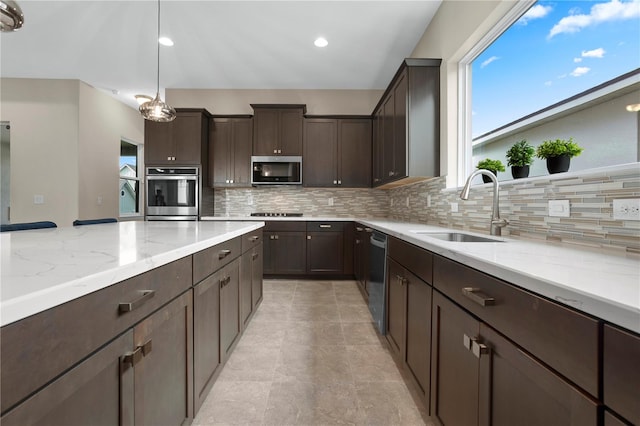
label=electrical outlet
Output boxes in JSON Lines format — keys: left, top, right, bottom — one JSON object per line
{"left": 328, "top": 197, "right": 334, "bottom": 206}
{"left": 97, "top": 196, "right": 103, "bottom": 205}
{"left": 613, "top": 198, "right": 640, "bottom": 221}
{"left": 406, "top": 196, "right": 410, "bottom": 207}
{"left": 548, "top": 200, "right": 570, "bottom": 217}
{"left": 33, "top": 195, "right": 44, "bottom": 205}
{"left": 451, "top": 202, "right": 458, "bottom": 213}
{"left": 427, "top": 194, "right": 431, "bottom": 207}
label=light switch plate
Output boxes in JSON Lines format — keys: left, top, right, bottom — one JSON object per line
{"left": 451, "top": 202, "right": 459, "bottom": 213}
{"left": 33, "top": 195, "right": 44, "bottom": 205}
{"left": 548, "top": 200, "right": 570, "bottom": 217}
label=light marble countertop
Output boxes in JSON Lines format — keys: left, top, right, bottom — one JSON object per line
{"left": 204, "top": 215, "right": 640, "bottom": 333}
{"left": 0, "top": 220, "right": 264, "bottom": 327}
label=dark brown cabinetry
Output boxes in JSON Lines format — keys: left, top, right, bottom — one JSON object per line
{"left": 210, "top": 116, "right": 253, "bottom": 187}
{"left": 219, "top": 259, "right": 241, "bottom": 361}
{"left": 263, "top": 221, "right": 307, "bottom": 275}
{"left": 306, "top": 221, "right": 345, "bottom": 274}
{"left": 240, "top": 230, "right": 263, "bottom": 328}
{"left": 386, "top": 258, "right": 407, "bottom": 357}
{"left": 372, "top": 59, "right": 440, "bottom": 187}
{"left": 603, "top": 324, "right": 640, "bottom": 425}
{"left": 430, "top": 290, "right": 598, "bottom": 426}
{"left": 145, "top": 109, "right": 211, "bottom": 166}
{"left": 252, "top": 105, "right": 305, "bottom": 156}
{"left": 354, "top": 224, "right": 371, "bottom": 297}
{"left": 303, "top": 118, "right": 372, "bottom": 188}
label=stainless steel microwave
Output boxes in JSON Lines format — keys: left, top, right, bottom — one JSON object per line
{"left": 251, "top": 156, "right": 302, "bottom": 185}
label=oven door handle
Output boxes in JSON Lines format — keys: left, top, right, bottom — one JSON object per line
{"left": 147, "top": 176, "right": 198, "bottom": 181}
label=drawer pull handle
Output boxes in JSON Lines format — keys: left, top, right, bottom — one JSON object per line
{"left": 119, "top": 290, "right": 155, "bottom": 313}
{"left": 319, "top": 224, "right": 332, "bottom": 228}
{"left": 140, "top": 339, "right": 153, "bottom": 356}
{"left": 220, "top": 276, "right": 231, "bottom": 287}
{"left": 252, "top": 253, "right": 259, "bottom": 260}
{"left": 356, "top": 227, "right": 364, "bottom": 232}
{"left": 122, "top": 348, "right": 143, "bottom": 367}
{"left": 248, "top": 235, "right": 259, "bottom": 242}
{"left": 218, "top": 249, "right": 232, "bottom": 260}
{"left": 472, "top": 340, "right": 490, "bottom": 359}
{"left": 462, "top": 287, "right": 495, "bottom": 306}
{"left": 364, "top": 228, "right": 373, "bottom": 233}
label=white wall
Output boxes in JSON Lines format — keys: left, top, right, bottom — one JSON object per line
{"left": 0, "top": 78, "right": 144, "bottom": 227}
{"left": 167, "top": 88, "right": 383, "bottom": 115}
{"left": 78, "top": 82, "right": 144, "bottom": 221}
{"left": 1, "top": 78, "right": 80, "bottom": 227}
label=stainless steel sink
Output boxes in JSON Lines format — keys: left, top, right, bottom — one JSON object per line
{"left": 412, "top": 231, "right": 503, "bottom": 243}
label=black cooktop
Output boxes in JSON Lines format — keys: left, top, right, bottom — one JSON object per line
{"left": 250, "top": 212, "right": 303, "bottom": 217}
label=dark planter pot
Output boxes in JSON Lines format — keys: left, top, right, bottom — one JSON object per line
{"left": 481, "top": 172, "right": 497, "bottom": 184}
{"left": 546, "top": 155, "right": 571, "bottom": 174}
{"left": 511, "top": 165, "right": 530, "bottom": 179}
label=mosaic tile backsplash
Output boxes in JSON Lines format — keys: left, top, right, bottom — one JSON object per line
{"left": 209, "top": 165, "right": 640, "bottom": 252}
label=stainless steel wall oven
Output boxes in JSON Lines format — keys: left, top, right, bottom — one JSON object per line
{"left": 146, "top": 167, "right": 199, "bottom": 220}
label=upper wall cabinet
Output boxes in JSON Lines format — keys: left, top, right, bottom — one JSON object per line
{"left": 145, "top": 108, "right": 211, "bottom": 167}
{"left": 372, "top": 59, "right": 441, "bottom": 188}
{"left": 303, "top": 117, "right": 372, "bottom": 188}
{"left": 251, "top": 104, "right": 305, "bottom": 156}
{"left": 209, "top": 116, "right": 253, "bottom": 187}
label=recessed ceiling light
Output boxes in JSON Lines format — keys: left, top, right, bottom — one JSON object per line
{"left": 314, "top": 37, "right": 328, "bottom": 48}
{"left": 158, "top": 36, "right": 174, "bottom": 46}
{"left": 135, "top": 94, "right": 153, "bottom": 105}
{"left": 626, "top": 103, "right": 640, "bottom": 112}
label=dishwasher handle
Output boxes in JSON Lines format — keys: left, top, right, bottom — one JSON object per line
{"left": 370, "top": 235, "right": 387, "bottom": 249}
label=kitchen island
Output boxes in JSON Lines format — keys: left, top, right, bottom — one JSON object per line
{"left": 0, "top": 220, "right": 264, "bottom": 424}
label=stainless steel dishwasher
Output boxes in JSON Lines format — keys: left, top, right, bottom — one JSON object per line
{"left": 368, "top": 231, "right": 387, "bottom": 334}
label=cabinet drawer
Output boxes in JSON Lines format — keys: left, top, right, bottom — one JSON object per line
{"left": 388, "top": 236, "right": 433, "bottom": 284}
{"left": 263, "top": 221, "right": 306, "bottom": 232}
{"left": 603, "top": 324, "right": 640, "bottom": 425}
{"left": 193, "top": 236, "right": 241, "bottom": 283}
{"left": 306, "top": 221, "right": 346, "bottom": 232}
{"left": 433, "top": 255, "right": 599, "bottom": 397}
{"left": 0, "top": 256, "right": 192, "bottom": 414}
{"left": 241, "top": 229, "right": 263, "bottom": 253}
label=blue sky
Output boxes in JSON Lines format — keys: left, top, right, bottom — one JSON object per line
{"left": 472, "top": 0, "right": 640, "bottom": 138}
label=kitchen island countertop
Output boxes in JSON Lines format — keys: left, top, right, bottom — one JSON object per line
{"left": 0, "top": 220, "right": 264, "bottom": 327}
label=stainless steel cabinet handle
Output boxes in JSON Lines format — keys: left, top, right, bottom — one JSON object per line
{"left": 248, "top": 235, "right": 259, "bottom": 242}
{"left": 119, "top": 290, "right": 155, "bottom": 313}
{"left": 307, "top": 235, "right": 312, "bottom": 240}
{"left": 333, "top": 180, "right": 337, "bottom": 185}
{"left": 356, "top": 227, "right": 364, "bottom": 232}
{"left": 364, "top": 228, "right": 373, "bottom": 233}
{"left": 319, "top": 224, "right": 332, "bottom": 228}
{"left": 472, "top": 340, "right": 490, "bottom": 358}
{"left": 274, "top": 235, "right": 279, "bottom": 240}
{"left": 220, "top": 276, "right": 231, "bottom": 287}
{"left": 338, "top": 180, "right": 342, "bottom": 185}
{"left": 462, "top": 287, "right": 495, "bottom": 306}
{"left": 122, "top": 348, "right": 143, "bottom": 367}
{"left": 252, "top": 252, "right": 259, "bottom": 260}
{"left": 463, "top": 334, "right": 472, "bottom": 351}
{"left": 140, "top": 339, "right": 153, "bottom": 356}
{"left": 396, "top": 275, "right": 406, "bottom": 286}
{"left": 389, "top": 171, "right": 394, "bottom": 176}
{"left": 218, "top": 249, "right": 232, "bottom": 260}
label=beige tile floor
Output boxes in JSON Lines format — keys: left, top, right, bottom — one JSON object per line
{"left": 193, "top": 279, "right": 433, "bottom": 426}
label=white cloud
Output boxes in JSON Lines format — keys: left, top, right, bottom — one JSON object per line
{"left": 574, "top": 57, "right": 583, "bottom": 62}
{"left": 570, "top": 66, "right": 591, "bottom": 77}
{"left": 548, "top": 0, "right": 640, "bottom": 39}
{"left": 544, "top": 81, "right": 553, "bottom": 86}
{"left": 582, "top": 47, "right": 606, "bottom": 58}
{"left": 481, "top": 56, "right": 500, "bottom": 68}
{"left": 518, "top": 4, "right": 553, "bottom": 24}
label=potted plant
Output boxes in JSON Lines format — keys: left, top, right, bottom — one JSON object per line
{"left": 476, "top": 158, "right": 505, "bottom": 183}
{"left": 505, "top": 139, "right": 535, "bottom": 179}
{"left": 536, "top": 138, "right": 583, "bottom": 174}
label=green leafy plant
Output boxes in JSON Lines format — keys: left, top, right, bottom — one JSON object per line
{"left": 536, "top": 138, "right": 584, "bottom": 159}
{"left": 476, "top": 158, "right": 505, "bottom": 173}
{"left": 506, "top": 139, "right": 535, "bottom": 167}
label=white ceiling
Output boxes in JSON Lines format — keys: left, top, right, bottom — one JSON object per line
{"left": 1, "top": 1, "right": 442, "bottom": 109}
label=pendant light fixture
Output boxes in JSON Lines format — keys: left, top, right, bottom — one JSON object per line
{"left": 139, "top": 0, "right": 176, "bottom": 122}
{"left": 0, "top": 0, "right": 24, "bottom": 32}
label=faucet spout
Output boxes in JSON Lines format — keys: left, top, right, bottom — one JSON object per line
{"left": 459, "top": 170, "right": 509, "bottom": 236}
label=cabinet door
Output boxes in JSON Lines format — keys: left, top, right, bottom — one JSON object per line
{"left": 303, "top": 119, "right": 338, "bottom": 187}
{"left": 193, "top": 272, "right": 221, "bottom": 414}
{"left": 134, "top": 290, "right": 193, "bottom": 426}
{"left": 482, "top": 323, "right": 598, "bottom": 426}
{"left": 251, "top": 243, "right": 264, "bottom": 309}
{"left": 338, "top": 119, "right": 371, "bottom": 187}
{"left": 280, "top": 109, "right": 303, "bottom": 155}
{"left": 0, "top": 331, "right": 134, "bottom": 426}
{"left": 275, "top": 232, "right": 307, "bottom": 274}
{"left": 145, "top": 120, "right": 175, "bottom": 165}
{"left": 392, "top": 71, "right": 407, "bottom": 179}
{"left": 220, "top": 259, "right": 241, "bottom": 360}
{"left": 386, "top": 258, "right": 407, "bottom": 358}
{"left": 231, "top": 118, "right": 253, "bottom": 186}
{"left": 382, "top": 93, "right": 395, "bottom": 182}
{"left": 604, "top": 324, "right": 640, "bottom": 425}
{"left": 405, "top": 270, "right": 431, "bottom": 400}
{"left": 240, "top": 249, "right": 253, "bottom": 328}
{"left": 263, "top": 232, "right": 277, "bottom": 274}
{"left": 173, "top": 112, "right": 204, "bottom": 164}
{"left": 372, "top": 109, "right": 384, "bottom": 186}
{"left": 210, "top": 118, "right": 232, "bottom": 186}
{"left": 253, "top": 109, "right": 279, "bottom": 155}
{"left": 430, "top": 290, "right": 480, "bottom": 426}
{"left": 306, "top": 231, "right": 344, "bottom": 274}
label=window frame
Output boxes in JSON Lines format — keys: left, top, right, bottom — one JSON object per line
{"left": 119, "top": 138, "right": 143, "bottom": 218}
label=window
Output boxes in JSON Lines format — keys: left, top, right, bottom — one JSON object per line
{"left": 119, "top": 140, "right": 141, "bottom": 215}
{"left": 461, "top": 0, "right": 640, "bottom": 182}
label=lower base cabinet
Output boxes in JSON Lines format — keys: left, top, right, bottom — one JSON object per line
{"left": 430, "top": 290, "right": 598, "bottom": 426}
{"left": 220, "top": 259, "right": 241, "bottom": 361}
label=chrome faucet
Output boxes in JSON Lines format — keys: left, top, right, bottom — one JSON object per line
{"left": 460, "top": 170, "right": 509, "bottom": 236}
